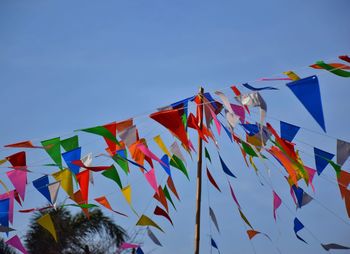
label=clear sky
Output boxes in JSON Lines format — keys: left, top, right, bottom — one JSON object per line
{"left": 0, "top": 0, "right": 350, "bottom": 253}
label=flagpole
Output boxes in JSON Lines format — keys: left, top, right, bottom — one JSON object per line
{"left": 194, "top": 86, "right": 204, "bottom": 254}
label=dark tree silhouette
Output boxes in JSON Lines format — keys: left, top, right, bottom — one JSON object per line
{"left": 0, "top": 238, "right": 17, "bottom": 254}
{"left": 25, "top": 206, "right": 127, "bottom": 254}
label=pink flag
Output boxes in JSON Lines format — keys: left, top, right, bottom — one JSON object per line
{"left": 273, "top": 191, "right": 282, "bottom": 221}
{"left": 228, "top": 181, "right": 240, "bottom": 209}
{"left": 209, "top": 107, "right": 221, "bottom": 135}
{"left": 145, "top": 168, "right": 159, "bottom": 194}
{"left": 0, "top": 191, "right": 14, "bottom": 224}
{"left": 304, "top": 166, "right": 316, "bottom": 192}
{"left": 6, "top": 235, "right": 28, "bottom": 254}
{"left": 6, "top": 170, "right": 27, "bottom": 201}
{"left": 230, "top": 104, "right": 245, "bottom": 123}
{"left": 120, "top": 242, "right": 139, "bottom": 249}
{"left": 137, "top": 144, "right": 167, "bottom": 168}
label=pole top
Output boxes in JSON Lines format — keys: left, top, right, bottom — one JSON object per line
{"left": 198, "top": 86, "right": 204, "bottom": 94}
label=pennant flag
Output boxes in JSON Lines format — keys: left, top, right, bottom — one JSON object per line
{"left": 136, "top": 247, "right": 144, "bottom": 254}
{"left": 239, "top": 209, "right": 253, "bottom": 229}
{"left": 41, "top": 137, "right": 62, "bottom": 168}
{"left": 321, "top": 243, "right": 350, "bottom": 251}
{"left": 52, "top": 169, "right": 73, "bottom": 197}
{"left": 286, "top": 76, "right": 326, "bottom": 132}
{"left": 101, "top": 165, "right": 123, "bottom": 189}
{"left": 79, "top": 125, "right": 120, "bottom": 145}
{"left": 5, "top": 140, "right": 40, "bottom": 149}
{"left": 336, "top": 139, "right": 350, "bottom": 166}
{"left": 305, "top": 166, "right": 316, "bottom": 192}
{"left": 144, "top": 168, "right": 159, "bottom": 194}
{"left": 205, "top": 148, "right": 212, "bottom": 163}
{"left": 154, "top": 186, "right": 169, "bottom": 213}
{"left": 312, "top": 61, "right": 350, "bottom": 77}
{"left": 339, "top": 55, "right": 350, "bottom": 63}
{"left": 76, "top": 170, "right": 90, "bottom": 203}
{"left": 160, "top": 155, "right": 171, "bottom": 177}
{"left": 273, "top": 191, "right": 282, "bottom": 221}
{"left": 119, "top": 125, "right": 137, "bottom": 147}
{"left": 314, "top": 147, "right": 335, "bottom": 175}
{"left": 6, "top": 235, "right": 28, "bottom": 254}
{"left": 6, "top": 151, "right": 26, "bottom": 168}
{"left": 219, "top": 155, "right": 236, "bottom": 178}
{"left": 150, "top": 109, "right": 190, "bottom": 150}
{"left": 94, "top": 196, "right": 127, "bottom": 217}
{"left": 280, "top": 121, "right": 300, "bottom": 142}
{"left": 170, "top": 155, "right": 189, "bottom": 179}
{"left": 231, "top": 104, "right": 245, "bottom": 123}
{"left": 211, "top": 237, "right": 219, "bottom": 252}
{"left": 70, "top": 190, "right": 90, "bottom": 218}
{"left": 120, "top": 242, "right": 139, "bottom": 249}
{"left": 242, "top": 83, "right": 278, "bottom": 91}
{"left": 207, "top": 168, "right": 221, "bottom": 192}
{"left": 241, "top": 123, "right": 260, "bottom": 136}
{"left": 311, "top": 62, "right": 350, "bottom": 70}
{"left": 48, "top": 182, "right": 60, "bottom": 204}
{"left": 163, "top": 185, "right": 176, "bottom": 210}
{"left": 284, "top": 71, "right": 300, "bottom": 81}
{"left": 167, "top": 177, "right": 180, "bottom": 200}
{"left": 293, "top": 217, "right": 307, "bottom": 243}
{"left": 153, "top": 135, "right": 171, "bottom": 157}
{"left": 112, "top": 150, "right": 129, "bottom": 174}
{"left": 121, "top": 185, "right": 132, "bottom": 205}
{"left": 60, "top": 135, "right": 79, "bottom": 152}
{"left": 170, "top": 141, "right": 186, "bottom": 163}
{"left": 137, "top": 144, "right": 167, "bottom": 168}
{"left": 209, "top": 207, "right": 220, "bottom": 233}
{"left": 81, "top": 153, "right": 94, "bottom": 184}
{"left": 37, "top": 214, "right": 57, "bottom": 241}
{"left": 62, "top": 147, "right": 81, "bottom": 174}
{"left": 71, "top": 160, "right": 112, "bottom": 172}
{"left": 154, "top": 206, "right": 173, "bottom": 225}
{"left": 247, "top": 230, "right": 260, "bottom": 240}
{"left": 32, "top": 176, "right": 52, "bottom": 203}
{"left": 136, "top": 215, "right": 164, "bottom": 232}
{"left": 6, "top": 169, "right": 27, "bottom": 201}
{"left": 209, "top": 107, "right": 221, "bottom": 135}
{"left": 215, "top": 91, "right": 240, "bottom": 130}
{"left": 0, "top": 225, "right": 15, "bottom": 232}
{"left": 147, "top": 227, "right": 163, "bottom": 246}
{"left": 0, "top": 198, "right": 10, "bottom": 228}
{"left": 229, "top": 181, "right": 240, "bottom": 209}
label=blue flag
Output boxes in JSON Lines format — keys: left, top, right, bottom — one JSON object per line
{"left": 160, "top": 155, "right": 171, "bottom": 177}
{"left": 294, "top": 217, "right": 307, "bottom": 243}
{"left": 32, "top": 175, "right": 52, "bottom": 204}
{"left": 314, "top": 147, "right": 334, "bottom": 175}
{"left": 242, "top": 83, "right": 278, "bottom": 91}
{"left": 219, "top": 154, "right": 236, "bottom": 178}
{"left": 280, "top": 121, "right": 300, "bottom": 142}
{"left": 0, "top": 198, "right": 10, "bottom": 228}
{"left": 62, "top": 147, "right": 81, "bottom": 174}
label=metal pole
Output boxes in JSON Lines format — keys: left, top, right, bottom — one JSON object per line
{"left": 194, "top": 87, "right": 204, "bottom": 254}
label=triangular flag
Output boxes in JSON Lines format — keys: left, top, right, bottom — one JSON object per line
{"left": 79, "top": 125, "right": 119, "bottom": 145}
{"left": 32, "top": 176, "right": 52, "bottom": 203}
{"left": 6, "top": 151, "right": 26, "bottom": 168}
{"left": 163, "top": 185, "right": 176, "bottom": 210}
{"left": 206, "top": 168, "right": 221, "bottom": 192}
{"left": 336, "top": 139, "right": 350, "bottom": 166}
{"left": 211, "top": 237, "right": 220, "bottom": 252}
{"left": 293, "top": 217, "right": 307, "bottom": 243}
{"left": 147, "top": 227, "right": 163, "bottom": 246}
{"left": 120, "top": 242, "right": 139, "bottom": 249}
{"left": 314, "top": 147, "right": 335, "bottom": 175}
{"left": 154, "top": 186, "right": 169, "bottom": 213}
{"left": 0, "top": 225, "right": 15, "bottom": 232}
{"left": 136, "top": 215, "right": 164, "bottom": 232}
{"left": 239, "top": 209, "right": 253, "bottom": 229}
{"left": 209, "top": 207, "right": 220, "bottom": 233}
{"left": 273, "top": 191, "right": 282, "bottom": 221}
{"left": 280, "top": 121, "right": 300, "bottom": 142}
{"left": 6, "top": 235, "right": 28, "bottom": 254}
{"left": 6, "top": 169, "right": 27, "bottom": 201}
{"left": 170, "top": 141, "right": 186, "bottom": 163}
{"left": 41, "top": 137, "right": 62, "bottom": 168}
{"left": 52, "top": 169, "right": 73, "bottom": 197}
{"left": 101, "top": 165, "right": 123, "bottom": 189}
{"left": 60, "top": 135, "right": 79, "bottom": 152}
{"left": 284, "top": 71, "right": 300, "bottom": 81}
{"left": 286, "top": 76, "right": 326, "bottom": 132}
{"left": 247, "top": 230, "right": 260, "bottom": 240}
{"left": 204, "top": 148, "right": 212, "bottom": 163}
{"left": 154, "top": 206, "right": 173, "bottom": 225}
{"left": 0, "top": 198, "right": 10, "bottom": 228}
{"left": 4, "top": 140, "right": 38, "bottom": 149}
{"left": 321, "top": 243, "right": 350, "bottom": 251}
{"left": 76, "top": 170, "right": 90, "bottom": 203}
{"left": 313, "top": 61, "right": 350, "bottom": 77}
{"left": 219, "top": 154, "right": 236, "bottom": 178}
{"left": 229, "top": 181, "right": 240, "bottom": 209}
{"left": 121, "top": 185, "right": 132, "bottom": 205}
{"left": 167, "top": 177, "right": 180, "bottom": 201}
{"left": 170, "top": 155, "right": 189, "bottom": 179}
{"left": 62, "top": 147, "right": 81, "bottom": 174}
{"left": 94, "top": 196, "right": 127, "bottom": 217}
{"left": 37, "top": 214, "right": 57, "bottom": 241}
{"left": 48, "top": 182, "right": 60, "bottom": 204}
{"left": 153, "top": 135, "right": 171, "bottom": 157}
{"left": 144, "top": 168, "right": 159, "bottom": 194}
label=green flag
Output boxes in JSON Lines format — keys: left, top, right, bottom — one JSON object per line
{"left": 41, "top": 137, "right": 62, "bottom": 169}
{"left": 102, "top": 165, "right": 123, "bottom": 189}
{"left": 61, "top": 135, "right": 79, "bottom": 152}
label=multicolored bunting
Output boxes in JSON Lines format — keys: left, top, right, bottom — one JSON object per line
{"left": 76, "top": 170, "right": 90, "bottom": 203}
{"left": 312, "top": 61, "right": 350, "bottom": 77}
{"left": 207, "top": 167, "right": 221, "bottom": 192}
{"left": 293, "top": 217, "right": 307, "bottom": 243}
{"left": 292, "top": 185, "right": 313, "bottom": 208}
{"left": 144, "top": 168, "right": 159, "bottom": 194}
{"left": 6, "top": 151, "right": 26, "bottom": 168}
{"left": 242, "top": 83, "right": 278, "bottom": 91}
{"left": 286, "top": 76, "right": 326, "bottom": 132}
{"left": 147, "top": 227, "right": 163, "bottom": 246}
{"left": 314, "top": 147, "right": 335, "bottom": 175}
{"left": 6, "top": 235, "right": 28, "bottom": 254}
{"left": 160, "top": 155, "right": 171, "bottom": 177}
{"left": 154, "top": 186, "right": 169, "bottom": 213}
{"left": 37, "top": 214, "right": 57, "bottom": 241}
{"left": 280, "top": 121, "right": 300, "bottom": 142}
{"left": 273, "top": 191, "right": 282, "bottom": 221}
{"left": 170, "top": 141, "right": 186, "bottom": 163}
{"left": 209, "top": 207, "right": 220, "bottom": 233}
{"left": 136, "top": 215, "right": 164, "bottom": 232}
{"left": 336, "top": 139, "right": 350, "bottom": 166}
{"left": 219, "top": 155, "right": 236, "bottom": 178}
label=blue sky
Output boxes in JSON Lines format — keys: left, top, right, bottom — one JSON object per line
{"left": 0, "top": 0, "right": 350, "bottom": 253}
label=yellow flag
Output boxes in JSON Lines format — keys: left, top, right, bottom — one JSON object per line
{"left": 37, "top": 214, "right": 57, "bottom": 241}
{"left": 283, "top": 71, "right": 300, "bottom": 81}
{"left": 121, "top": 185, "right": 132, "bottom": 205}
{"left": 136, "top": 214, "right": 164, "bottom": 232}
{"left": 0, "top": 159, "right": 7, "bottom": 165}
{"left": 153, "top": 135, "right": 171, "bottom": 157}
{"left": 52, "top": 169, "right": 73, "bottom": 197}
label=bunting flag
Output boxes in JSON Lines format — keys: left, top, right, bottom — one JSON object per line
{"left": 32, "top": 176, "right": 52, "bottom": 203}
{"left": 144, "top": 168, "right": 159, "bottom": 194}
{"left": 209, "top": 207, "right": 220, "bottom": 233}
{"left": 160, "top": 155, "right": 171, "bottom": 177}
{"left": 336, "top": 139, "right": 350, "bottom": 166}
{"left": 37, "top": 214, "right": 57, "bottom": 241}
{"left": 170, "top": 155, "right": 189, "bottom": 179}
{"left": 154, "top": 206, "right": 173, "bottom": 225}
{"left": 292, "top": 185, "right": 313, "bottom": 208}
{"left": 221, "top": 123, "right": 233, "bottom": 142}
{"left": 293, "top": 217, "right": 307, "bottom": 243}
{"left": 163, "top": 185, "right": 176, "bottom": 210}
{"left": 242, "top": 83, "right": 278, "bottom": 91}
{"left": 312, "top": 61, "right": 350, "bottom": 77}
{"left": 215, "top": 91, "right": 240, "bottom": 129}
{"left": 6, "top": 169, "right": 27, "bottom": 201}
{"left": 209, "top": 106, "right": 221, "bottom": 135}
{"left": 247, "top": 230, "right": 260, "bottom": 240}
{"left": 48, "top": 182, "right": 60, "bottom": 204}
{"left": 207, "top": 168, "right": 221, "bottom": 192}
{"left": 286, "top": 76, "right": 326, "bottom": 132}
{"left": 81, "top": 153, "right": 94, "bottom": 184}
{"left": 62, "top": 147, "right": 81, "bottom": 174}
{"left": 71, "top": 190, "right": 90, "bottom": 218}
{"left": 273, "top": 191, "right": 282, "bottom": 221}
{"left": 154, "top": 186, "right": 169, "bottom": 213}
{"left": 231, "top": 104, "right": 245, "bottom": 123}
{"left": 71, "top": 160, "right": 112, "bottom": 172}
{"left": 136, "top": 247, "right": 145, "bottom": 254}
{"left": 101, "top": 165, "right": 123, "bottom": 189}
{"left": 52, "top": 169, "right": 73, "bottom": 197}
{"left": 229, "top": 181, "right": 241, "bottom": 209}
{"left": 283, "top": 71, "right": 300, "bottom": 81}
{"left": 0, "top": 198, "right": 10, "bottom": 228}
{"left": 41, "top": 137, "right": 62, "bottom": 168}
{"left": 94, "top": 196, "right": 127, "bottom": 217}
{"left": 280, "top": 121, "right": 300, "bottom": 142}
{"left": 4, "top": 140, "right": 40, "bottom": 149}
{"left": 6, "top": 235, "right": 28, "bottom": 254}
{"left": 167, "top": 177, "right": 180, "bottom": 201}
{"left": 150, "top": 109, "right": 190, "bottom": 150}
{"left": 211, "top": 238, "right": 220, "bottom": 252}
{"left": 121, "top": 185, "right": 132, "bottom": 205}
{"left": 119, "top": 125, "right": 138, "bottom": 148}
{"left": 137, "top": 144, "right": 167, "bottom": 169}
{"left": 236, "top": 92, "right": 267, "bottom": 124}
{"left": 0, "top": 191, "right": 14, "bottom": 224}
{"left": 0, "top": 225, "right": 15, "bottom": 232}
{"left": 120, "top": 242, "right": 139, "bottom": 249}
{"left": 204, "top": 148, "right": 212, "bottom": 163}
{"left": 321, "top": 243, "right": 350, "bottom": 251}
{"left": 170, "top": 141, "right": 186, "bottom": 163}
{"left": 147, "top": 227, "right": 163, "bottom": 246}
{"left": 79, "top": 125, "right": 120, "bottom": 145}
{"left": 60, "top": 135, "right": 79, "bottom": 152}
{"left": 314, "top": 147, "right": 335, "bottom": 175}
{"left": 219, "top": 154, "right": 236, "bottom": 178}
{"left": 112, "top": 150, "right": 130, "bottom": 174}
{"left": 136, "top": 215, "right": 164, "bottom": 232}
{"left": 304, "top": 166, "right": 316, "bottom": 192}
{"left": 76, "top": 170, "right": 90, "bottom": 203}
{"left": 6, "top": 151, "right": 26, "bottom": 168}
{"left": 339, "top": 55, "right": 350, "bottom": 63}
{"left": 239, "top": 209, "right": 253, "bottom": 229}
{"left": 153, "top": 135, "right": 171, "bottom": 157}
